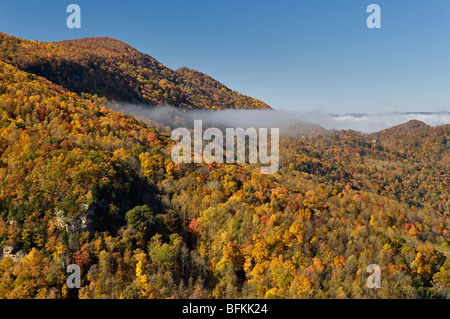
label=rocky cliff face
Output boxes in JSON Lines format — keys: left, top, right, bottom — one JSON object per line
{"left": 55, "top": 204, "right": 96, "bottom": 235}
{"left": 0, "top": 245, "right": 25, "bottom": 263}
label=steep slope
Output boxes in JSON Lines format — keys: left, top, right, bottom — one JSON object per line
{"left": 0, "top": 59, "right": 171, "bottom": 231}
{"left": 0, "top": 32, "right": 270, "bottom": 110}
{"left": 175, "top": 67, "right": 269, "bottom": 110}
{"left": 0, "top": 33, "right": 448, "bottom": 300}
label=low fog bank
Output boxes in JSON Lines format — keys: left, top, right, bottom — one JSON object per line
{"left": 319, "top": 112, "right": 450, "bottom": 133}
{"left": 108, "top": 103, "right": 450, "bottom": 134}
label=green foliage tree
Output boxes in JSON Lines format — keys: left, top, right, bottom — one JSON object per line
{"left": 125, "top": 205, "right": 155, "bottom": 241}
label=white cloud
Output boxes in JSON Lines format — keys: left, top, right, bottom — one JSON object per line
{"left": 108, "top": 103, "right": 450, "bottom": 134}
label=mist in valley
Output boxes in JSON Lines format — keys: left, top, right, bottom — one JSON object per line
{"left": 108, "top": 103, "right": 450, "bottom": 135}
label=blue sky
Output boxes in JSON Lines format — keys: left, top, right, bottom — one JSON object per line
{"left": 0, "top": 0, "right": 449, "bottom": 113}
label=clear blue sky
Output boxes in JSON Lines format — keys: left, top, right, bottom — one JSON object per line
{"left": 0, "top": 0, "right": 449, "bottom": 113}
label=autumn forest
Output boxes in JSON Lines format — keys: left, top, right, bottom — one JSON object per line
{"left": 0, "top": 32, "right": 448, "bottom": 299}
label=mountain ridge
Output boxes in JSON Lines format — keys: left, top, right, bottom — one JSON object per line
{"left": 0, "top": 32, "right": 448, "bottom": 300}
{"left": 0, "top": 32, "right": 270, "bottom": 110}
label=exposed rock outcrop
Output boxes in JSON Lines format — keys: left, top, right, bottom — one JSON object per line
{"left": 0, "top": 245, "right": 25, "bottom": 263}
{"left": 55, "top": 204, "right": 95, "bottom": 234}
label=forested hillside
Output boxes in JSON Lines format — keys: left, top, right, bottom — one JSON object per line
{"left": 0, "top": 33, "right": 270, "bottom": 110}
{"left": 0, "top": 33, "right": 448, "bottom": 299}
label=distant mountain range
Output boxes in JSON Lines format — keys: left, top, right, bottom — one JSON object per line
{"left": 331, "top": 111, "right": 450, "bottom": 117}
{"left": 306, "top": 111, "right": 450, "bottom": 133}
